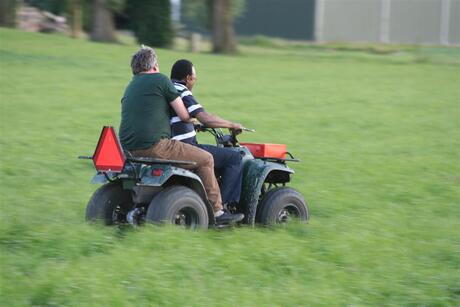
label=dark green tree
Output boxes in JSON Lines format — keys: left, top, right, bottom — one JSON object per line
{"left": 22, "top": 0, "right": 126, "bottom": 42}
{"left": 127, "top": 0, "right": 173, "bottom": 48}
{"left": 25, "top": 0, "right": 68, "bottom": 14}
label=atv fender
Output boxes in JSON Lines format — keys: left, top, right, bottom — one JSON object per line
{"left": 240, "top": 159, "right": 294, "bottom": 225}
{"left": 138, "top": 165, "right": 214, "bottom": 225}
{"left": 90, "top": 165, "right": 204, "bottom": 187}
{"left": 89, "top": 165, "right": 215, "bottom": 225}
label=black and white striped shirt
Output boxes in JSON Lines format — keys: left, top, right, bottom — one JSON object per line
{"left": 170, "top": 80, "right": 205, "bottom": 144}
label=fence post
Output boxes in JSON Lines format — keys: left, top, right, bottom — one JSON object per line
{"left": 315, "top": 0, "right": 326, "bottom": 42}
{"left": 380, "top": 0, "right": 391, "bottom": 43}
{"left": 189, "top": 32, "right": 201, "bottom": 53}
{"left": 440, "top": 0, "right": 451, "bottom": 45}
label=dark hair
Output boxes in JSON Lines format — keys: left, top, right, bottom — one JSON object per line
{"left": 170, "top": 59, "right": 194, "bottom": 80}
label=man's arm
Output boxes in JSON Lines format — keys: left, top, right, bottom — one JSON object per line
{"left": 170, "top": 97, "right": 191, "bottom": 122}
{"left": 195, "top": 111, "right": 242, "bottom": 130}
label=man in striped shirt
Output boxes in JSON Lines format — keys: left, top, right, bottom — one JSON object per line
{"left": 170, "top": 59, "right": 244, "bottom": 208}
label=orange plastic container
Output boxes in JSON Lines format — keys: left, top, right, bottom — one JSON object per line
{"left": 240, "top": 143, "right": 287, "bottom": 158}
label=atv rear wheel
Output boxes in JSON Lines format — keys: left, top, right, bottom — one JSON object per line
{"left": 85, "top": 182, "right": 134, "bottom": 225}
{"left": 146, "top": 186, "right": 209, "bottom": 229}
{"left": 257, "top": 187, "right": 309, "bottom": 225}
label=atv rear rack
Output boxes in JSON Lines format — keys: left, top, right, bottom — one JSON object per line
{"left": 78, "top": 155, "right": 196, "bottom": 166}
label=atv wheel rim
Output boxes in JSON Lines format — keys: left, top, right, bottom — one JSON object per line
{"left": 277, "top": 204, "right": 300, "bottom": 223}
{"left": 112, "top": 205, "right": 124, "bottom": 224}
{"left": 174, "top": 207, "right": 199, "bottom": 228}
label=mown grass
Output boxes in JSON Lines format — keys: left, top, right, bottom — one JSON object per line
{"left": 1, "top": 28, "right": 459, "bottom": 306}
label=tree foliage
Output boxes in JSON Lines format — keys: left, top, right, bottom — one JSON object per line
{"left": 24, "top": 0, "right": 124, "bottom": 14}
{"left": 126, "top": 0, "right": 173, "bottom": 48}
{"left": 23, "top": 0, "right": 125, "bottom": 37}
{"left": 182, "top": 0, "right": 245, "bottom": 32}
{"left": 105, "top": 0, "right": 125, "bottom": 13}
{"left": 25, "top": 0, "right": 68, "bottom": 15}
{"left": 182, "top": 0, "right": 245, "bottom": 54}
{"left": 23, "top": 0, "right": 174, "bottom": 48}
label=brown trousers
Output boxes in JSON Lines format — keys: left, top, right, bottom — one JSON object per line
{"left": 131, "top": 139, "right": 223, "bottom": 212}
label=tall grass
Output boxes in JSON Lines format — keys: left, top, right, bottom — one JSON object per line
{"left": 1, "top": 28, "right": 459, "bottom": 306}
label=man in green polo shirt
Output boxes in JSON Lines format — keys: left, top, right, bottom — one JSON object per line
{"left": 119, "top": 46, "right": 243, "bottom": 225}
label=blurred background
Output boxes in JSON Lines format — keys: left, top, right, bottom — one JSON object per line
{"left": 1, "top": 0, "right": 459, "bottom": 53}
{"left": 1, "top": 0, "right": 459, "bottom": 306}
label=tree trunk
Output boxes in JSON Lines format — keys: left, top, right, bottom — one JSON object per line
{"left": 69, "top": 0, "right": 82, "bottom": 38}
{"left": 90, "top": 0, "right": 117, "bottom": 43}
{"left": 0, "top": 0, "right": 18, "bottom": 28}
{"left": 212, "top": 0, "right": 237, "bottom": 54}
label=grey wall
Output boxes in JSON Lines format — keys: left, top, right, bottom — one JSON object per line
{"left": 320, "top": 0, "right": 382, "bottom": 42}
{"left": 178, "top": 0, "right": 460, "bottom": 45}
{"left": 316, "top": 0, "right": 460, "bottom": 45}
{"left": 389, "top": 0, "right": 442, "bottom": 44}
{"left": 235, "top": 0, "right": 316, "bottom": 40}
{"left": 450, "top": 0, "right": 460, "bottom": 44}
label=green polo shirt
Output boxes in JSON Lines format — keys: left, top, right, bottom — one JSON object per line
{"left": 119, "top": 73, "right": 179, "bottom": 150}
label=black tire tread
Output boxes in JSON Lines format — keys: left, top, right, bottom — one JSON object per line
{"left": 146, "top": 185, "right": 209, "bottom": 229}
{"left": 256, "top": 187, "right": 289, "bottom": 221}
{"left": 85, "top": 183, "right": 133, "bottom": 225}
{"left": 257, "top": 187, "right": 309, "bottom": 225}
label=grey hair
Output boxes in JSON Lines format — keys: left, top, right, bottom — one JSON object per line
{"left": 130, "top": 45, "right": 158, "bottom": 75}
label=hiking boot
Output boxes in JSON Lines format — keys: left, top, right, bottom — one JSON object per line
{"left": 215, "top": 211, "right": 244, "bottom": 225}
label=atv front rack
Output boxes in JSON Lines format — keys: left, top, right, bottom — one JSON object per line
{"left": 258, "top": 152, "right": 300, "bottom": 163}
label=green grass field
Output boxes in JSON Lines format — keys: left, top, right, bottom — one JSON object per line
{"left": 1, "top": 28, "right": 459, "bottom": 306}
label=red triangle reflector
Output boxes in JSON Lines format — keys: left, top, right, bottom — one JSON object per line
{"left": 92, "top": 126, "right": 126, "bottom": 173}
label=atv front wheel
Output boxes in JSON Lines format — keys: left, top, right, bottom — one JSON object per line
{"left": 257, "top": 187, "right": 309, "bottom": 225}
{"left": 146, "top": 186, "right": 209, "bottom": 229}
{"left": 85, "top": 182, "right": 134, "bottom": 225}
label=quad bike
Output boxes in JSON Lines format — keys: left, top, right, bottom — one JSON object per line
{"left": 79, "top": 126, "right": 309, "bottom": 229}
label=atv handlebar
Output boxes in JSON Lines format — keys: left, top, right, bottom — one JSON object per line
{"left": 194, "top": 124, "right": 255, "bottom": 133}
{"left": 194, "top": 124, "right": 255, "bottom": 147}
{"left": 195, "top": 125, "right": 255, "bottom": 147}
{"left": 194, "top": 126, "right": 300, "bottom": 162}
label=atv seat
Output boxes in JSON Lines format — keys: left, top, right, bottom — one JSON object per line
{"left": 126, "top": 154, "right": 197, "bottom": 167}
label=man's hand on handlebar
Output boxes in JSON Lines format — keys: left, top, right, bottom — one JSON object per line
{"left": 194, "top": 123, "right": 206, "bottom": 132}
{"left": 230, "top": 122, "right": 244, "bottom": 135}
